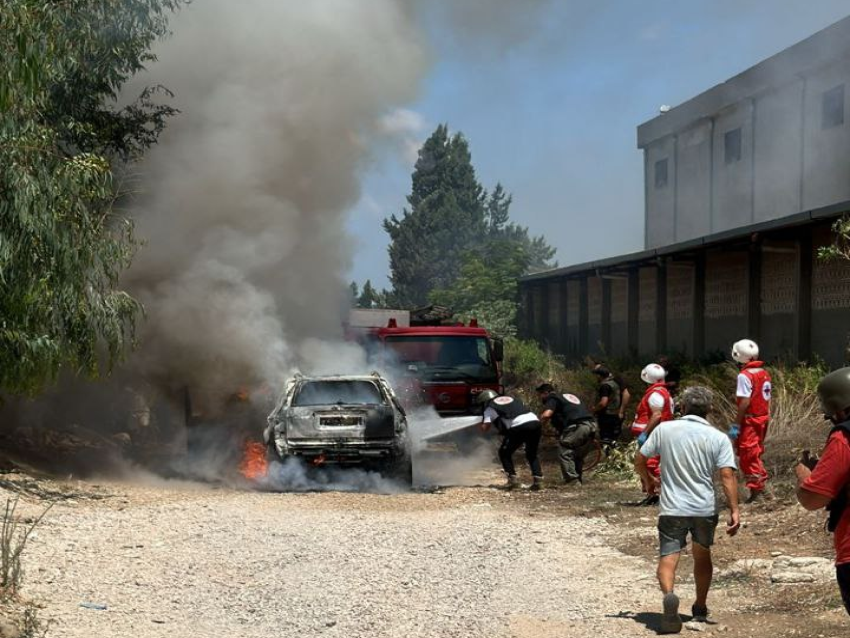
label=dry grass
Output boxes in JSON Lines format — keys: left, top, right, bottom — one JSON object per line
{"left": 0, "top": 496, "right": 52, "bottom": 637}
{"left": 692, "top": 363, "right": 831, "bottom": 482}
{"left": 1, "top": 497, "right": 52, "bottom": 600}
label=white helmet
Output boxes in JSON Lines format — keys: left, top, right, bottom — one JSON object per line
{"left": 641, "top": 363, "right": 667, "bottom": 384}
{"left": 732, "top": 339, "right": 759, "bottom": 364}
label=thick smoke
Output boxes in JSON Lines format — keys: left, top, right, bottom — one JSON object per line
{"left": 2, "top": 1, "right": 551, "bottom": 488}
{"left": 124, "top": 0, "right": 428, "bottom": 395}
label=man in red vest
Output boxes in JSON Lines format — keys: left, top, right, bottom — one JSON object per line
{"left": 732, "top": 339, "right": 772, "bottom": 503}
{"left": 632, "top": 363, "right": 675, "bottom": 505}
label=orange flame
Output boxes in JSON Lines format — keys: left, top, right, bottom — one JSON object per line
{"left": 240, "top": 440, "right": 269, "bottom": 481}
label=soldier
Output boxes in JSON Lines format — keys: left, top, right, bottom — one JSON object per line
{"left": 796, "top": 367, "right": 850, "bottom": 616}
{"left": 732, "top": 339, "right": 772, "bottom": 502}
{"left": 592, "top": 366, "right": 623, "bottom": 448}
{"left": 536, "top": 383, "right": 598, "bottom": 485}
{"left": 476, "top": 390, "right": 543, "bottom": 491}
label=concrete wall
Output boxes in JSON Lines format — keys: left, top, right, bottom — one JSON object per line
{"left": 645, "top": 137, "right": 676, "bottom": 248}
{"left": 587, "top": 276, "right": 603, "bottom": 355}
{"left": 675, "top": 122, "right": 712, "bottom": 241}
{"left": 638, "top": 267, "right": 657, "bottom": 356}
{"left": 610, "top": 277, "right": 629, "bottom": 355}
{"left": 566, "top": 280, "right": 580, "bottom": 356}
{"left": 519, "top": 220, "right": 850, "bottom": 366}
{"left": 712, "top": 103, "right": 754, "bottom": 232}
{"left": 546, "top": 280, "right": 561, "bottom": 351}
{"left": 754, "top": 81, "right": 803, "bottom": 222}
{"left": 703, "top": 251, "right": 748, "bottom": 355}
{"left": 644, "top": 59, "right": 850, "bottom": 249}
{"left": 666, "top": 263, "right": 695, "bottom": 356}
{"left": 812, "top": 225, "right": 850, "bottom": 367}
{"left": 803, "top": 62, "right": 850, "bottom": 212}
{"left": 760, "top": 241, "right": 799, "bottom": 358}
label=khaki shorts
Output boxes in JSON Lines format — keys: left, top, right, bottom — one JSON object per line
{"left": 658, "top": 515, "right": 719, "bottom": 557}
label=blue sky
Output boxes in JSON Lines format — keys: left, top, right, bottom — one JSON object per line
{"left": 347, "top": 1, "right": 850, "bottom": 290}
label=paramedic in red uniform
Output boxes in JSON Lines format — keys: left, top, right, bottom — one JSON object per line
{"left": 732, "top": 339, "right": 772, "bottom": 503}
{"left": 632, "top": 363, "right": 675, "bottom": 505}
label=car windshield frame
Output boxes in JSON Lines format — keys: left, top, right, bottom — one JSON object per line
{"left": 291, "top": 380, "right": 385, "bottom": 407}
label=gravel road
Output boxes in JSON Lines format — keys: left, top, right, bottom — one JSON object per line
{"left": 19, "top": 481, "right": 678, "bottom": 638}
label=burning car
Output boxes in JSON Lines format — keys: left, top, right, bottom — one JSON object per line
{"left": 263, "top": 373, "right": 411, "bottom": 479}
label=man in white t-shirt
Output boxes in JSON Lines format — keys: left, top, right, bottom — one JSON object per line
{"left": 635, "top": 386, "right": 740, "bottom": 633}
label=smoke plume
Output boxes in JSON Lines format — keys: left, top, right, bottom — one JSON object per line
{"left": 124, "top": 0, "right": 428, "bottom": 394}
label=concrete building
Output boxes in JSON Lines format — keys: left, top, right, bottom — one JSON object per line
{"left": 519, "top": 16, "right": 850, "bottom": 366}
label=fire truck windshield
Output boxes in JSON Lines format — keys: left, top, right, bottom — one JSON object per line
{"left": 383, "top": 336, "right": 497, "bottom": 382}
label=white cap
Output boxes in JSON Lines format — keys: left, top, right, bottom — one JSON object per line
{"left": 732, "top": 339, "right": 759, "bottom": 364}
{"left": 641, "top": 363, "right": 667, "bottom": 384}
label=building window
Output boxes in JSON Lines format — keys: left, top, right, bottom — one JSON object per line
{"left": 822, "top": 84, "right": 845, "bottom": 129}
{"left": 724, "top": 127, "right": 742, "bottom": 164}
{"left": 654, "top": 158, "right": 668, "bottom": 189}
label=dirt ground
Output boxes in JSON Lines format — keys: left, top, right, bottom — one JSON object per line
{"left": 0, "top": 451, "right": 847, "bottom": 638}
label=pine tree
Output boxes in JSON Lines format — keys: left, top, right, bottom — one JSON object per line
{"left": 383, "top": 125, "right": 557, "bottom": 309}
{"left": 357, "top": 280, "right": 380, "bottom": 309}
{"left": 383, "top": 125, "right": 487, "bottom": 307}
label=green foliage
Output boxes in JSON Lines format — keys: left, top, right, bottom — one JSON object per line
{"left": 356, "top": 280, "right": 381, "bottom": 309}
{"left": 817, "top": 214, "right": 850, "bottom": 262}
{"left": 501, "top": 338, "right": 563, "bottom": 392}
{"left": 0, "top": 0, "right": 183, "bottom": 394}
{"left": 485, "top": 183, "right": 557, "bottom": 274}
{"left": 457, "top": 300, "right": 518, "bottom": 340}
{"left": 384, "top": 124, "right": 556, "bottom": 308}
{"left": 429, "top": 239, "right": 529, "bottom": 313}
{"left": 593, "top": 440, "right": 639, "bottom": 481}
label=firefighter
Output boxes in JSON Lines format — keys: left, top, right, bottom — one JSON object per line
{"left": 732, "top": 339, "right": 772, "bottom": 502}
{"left": 476, "top": 389, "right": 543, "bottom": 491}
{"left": 536, "top": 383, "right": 598, "bottom": 484}
{"left": 632, "top": 363, "right": 675, "bottom": 505}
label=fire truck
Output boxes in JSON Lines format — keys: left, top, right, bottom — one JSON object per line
{"left": 345, "top": 306, "right": 504, "bottom": 417}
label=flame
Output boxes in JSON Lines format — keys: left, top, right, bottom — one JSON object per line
{"left": 240, "top": 440, "right": 269, "bottom": 481}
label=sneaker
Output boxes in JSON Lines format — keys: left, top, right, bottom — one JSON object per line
{"left": 659, "top": 592, "right": 683, "bottom": 634}
{"left": 504, "top": 475, "right": 520, "bottom": 490}
{"left": 529, "top": 480, "right": 542, "bottom": 492}
{"left": 638, "top": 494, "right": 660, "bottom": 506}
{"left": 691, "top": 604, "right": 708, "bottom": 622}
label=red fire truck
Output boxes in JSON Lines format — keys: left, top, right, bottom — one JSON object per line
{"left": 346, "top": 307, "right": 504, "bottom": 416}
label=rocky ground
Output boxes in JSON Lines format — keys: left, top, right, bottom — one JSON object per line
{"left": 0, "top": 455, "right": 846, "bottom": 638}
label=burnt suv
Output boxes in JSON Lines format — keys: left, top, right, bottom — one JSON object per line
{"left": 263, "top": 373, "right": 411, "bottom": 479}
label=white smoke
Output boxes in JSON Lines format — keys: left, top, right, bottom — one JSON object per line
{"left": 260, "top": 458, "right": 404, "bottom": 494}
{"left": 124, "top": 0, "right": 428, "bottom": 395}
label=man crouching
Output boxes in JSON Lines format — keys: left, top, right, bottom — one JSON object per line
{"left": 634, "top": 386, "right": 741, "bottom": 634}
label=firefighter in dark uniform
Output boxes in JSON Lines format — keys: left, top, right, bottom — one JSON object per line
{"left": 476, "top": 389, "right": 543, "bottom": 490}
{"left": 536, "top": 383, "right": 599, "bottom": 484}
